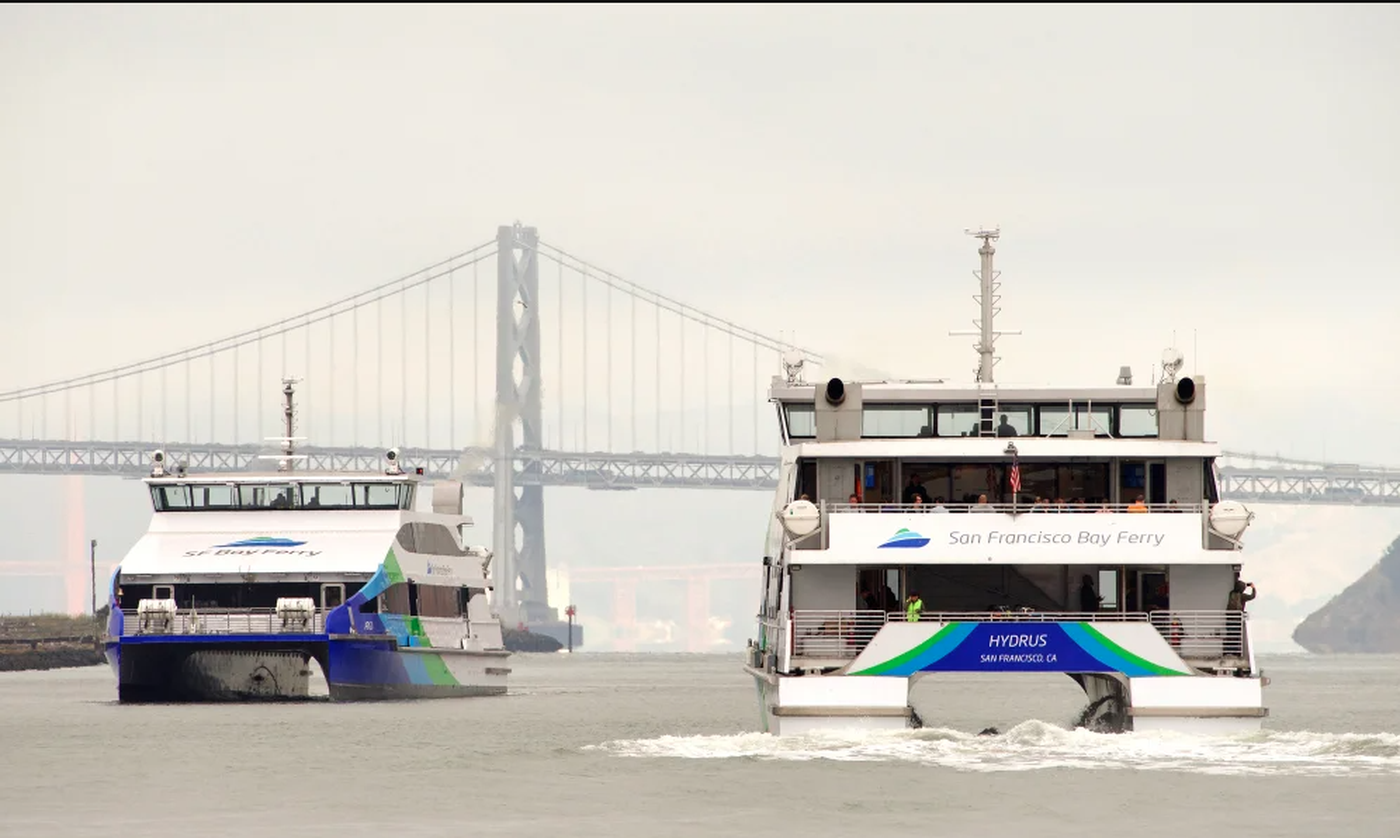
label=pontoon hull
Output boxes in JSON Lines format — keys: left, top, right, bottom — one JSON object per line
{"left": 108, "top": 635, "right": 509, "bottom": 702}
{"left": 110, "top": 638, "right": 323, "bottom": 702}
{"left": 325, "top": 637, "right": 508, "bottom": 700}
{"left": 751, "top": 619, "right": 1267, "bottom": 735}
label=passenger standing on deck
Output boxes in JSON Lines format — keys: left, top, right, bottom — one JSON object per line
{"left": 1079, "top": 574, "right": 1102, "bottom": 612}
{"left": 1226, "top": 579, "right": 1256, "bottom": 657}
{"left": 906, "top": 593, "right": 924, "bottom": 622}
{"left": 903, "top": 474, "right": 929, "bottom": 505}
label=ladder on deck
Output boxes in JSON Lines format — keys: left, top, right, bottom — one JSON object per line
{"left": 977, "top": 390, "right": 998, "bottom": 437}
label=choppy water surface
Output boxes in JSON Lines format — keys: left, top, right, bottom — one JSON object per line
{"left": 2, "top": 653, "right": 1397, "bottom": 837}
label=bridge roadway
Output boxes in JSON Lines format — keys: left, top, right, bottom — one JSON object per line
{"left": 1, "top": 438, "right": 1398, "bottom": 505}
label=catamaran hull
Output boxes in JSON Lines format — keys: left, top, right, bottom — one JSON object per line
{"left": 325, "top": 637, "right": 508, "bottom": 700}
{"left": 750, "top": 621, "right": 1267, "bottom": 736}
{"left": 747, "top": 665, "right": 914, "bottom": 736}
{"left": 109, "top": 638, "right": 323, "bottom": 702}
{"left": 108, "top": 636, "right": 509, "bottom": 702}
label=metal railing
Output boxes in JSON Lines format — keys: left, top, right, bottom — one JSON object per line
{"left": 788, "top": 608, "right": 1248, "bottom": 662}
{"left": 827, "top": 501, "right": 1205, "bottom": 514}
{"left": 119, "top": 607, "right": 328, "bottom": 637}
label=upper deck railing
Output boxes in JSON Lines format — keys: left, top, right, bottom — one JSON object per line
{"left": 827, "top": 501, "right": 1205, "bottom": 514}
{"left": 118, "top": 607, "right": 329, "bottom": 637}
{"left": 788, "top": 609, "right": 1247, "bottom": 664}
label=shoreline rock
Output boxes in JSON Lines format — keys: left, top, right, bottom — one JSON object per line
{"left": 1293, "top": 535, "right": 1400, "bottom": 654}
{"left": 0, "top": 643, "right": 107, "bottom": 673}
{"left": 502, "top": 627, "right": 564, "bottom": 653}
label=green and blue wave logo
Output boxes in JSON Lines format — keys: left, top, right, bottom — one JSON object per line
{"left": 879, "top": 528, "right": 930, "bottom": 548}
{"left": 215, "top": 536, "right": 308, "bottom": 548}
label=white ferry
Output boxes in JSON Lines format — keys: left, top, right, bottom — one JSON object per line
{"left": 745, "top": 230, "right": 1263, "bottom": 736}
{"left": 102, "top": 381, "right": 508, "bottom": 701}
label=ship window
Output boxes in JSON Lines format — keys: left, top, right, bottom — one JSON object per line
{"left": 1038, "top": 406, "right": 1073, "bottom": 436}
{"left": 300, "top": 482, "right": 353, "bottom": 509}
{"left": 1098, "top": 570, "right": 1120, "bottom": 610}
{"left": 417, "top": 584, "right": 461, "bottom": 618}
{"left": 1118, "top": 404, "right": 1158, "bottom": 437}
{"left": 237, "top": 483, "right": 297, "bottom": 509}
{"left": 786, "top": 403, "right": 815, "bottom": 439}
{"left": 355, "top": 483, "right": 408, "bottom": 509}
{"left": 935, "top": 405, "right": 979, "bottom": 437}
{"left": 994, "top": 405, "right": 1033, "bottom": 437}
{"left": 150, "top": 485, "right": 191, "bottom": 511}
{"left": 1078, "top": 406, "right": 1112, "bottom": 436}
{"left": 151, "top": 483, "right": 244, "bottom": 511}
{"left": 862, "top": 405, "right": 932, "bottom": 438}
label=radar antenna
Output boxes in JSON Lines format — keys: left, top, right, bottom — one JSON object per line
{"left": 256, "top": 378, "right": 309, "bottom": 472}
{"left": 1160, "top": 348, "right": 1185, "bottom": 383}
{"left": 948, "top": 227, "right": 1020, "bottom": 383}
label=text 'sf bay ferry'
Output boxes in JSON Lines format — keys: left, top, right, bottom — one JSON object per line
{"left": 104, "top": 381, "right": 508, "bottom": 702}
{"left": 745, "top": 229, "right": 1264, "bottom": 736}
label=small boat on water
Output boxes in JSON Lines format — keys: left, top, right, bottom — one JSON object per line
{"left": 745, "top": 229, "right": 1265, "bottom": 736}
{"left": 103, "top": 380, "right": 509, "bottom": 701}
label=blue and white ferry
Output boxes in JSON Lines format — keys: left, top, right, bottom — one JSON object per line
{"left": 745, "top": 230, "right": 1264, "bottom": 736}
{"left": 104, "top": 381, "right": 507, "bottom": 701}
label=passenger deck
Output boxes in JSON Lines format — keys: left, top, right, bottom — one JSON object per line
{"left": 786, "top": 608, "right": 1251, "bottom": 675}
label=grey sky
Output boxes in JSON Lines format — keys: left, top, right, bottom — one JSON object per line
{"left": 2, "top": 5, "right": 1399, "bottom": 630}
{"left": 3, "top": 3, "right": 1398, "bottom": 461}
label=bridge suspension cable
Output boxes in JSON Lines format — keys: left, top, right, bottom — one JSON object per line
{"left": 0, "top": 240, "right": 499, "bottom": 402}
{"left": 531, "top": 239, "right": 824, "bottom": 364}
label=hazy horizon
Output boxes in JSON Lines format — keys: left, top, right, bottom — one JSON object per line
{"left": 1, "top": 4, "right": 1397, "bottom": 638}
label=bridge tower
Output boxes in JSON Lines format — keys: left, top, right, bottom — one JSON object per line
{"left": 494, "top": 224, "right": 570, "bottom": 641}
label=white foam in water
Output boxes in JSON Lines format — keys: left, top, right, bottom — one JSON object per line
{"left": 584, "top": 721, "right": 1400, "bottom": 777}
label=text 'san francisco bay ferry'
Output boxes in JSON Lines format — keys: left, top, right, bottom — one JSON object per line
{"left": 745, "top": 229, "right": 1263, "bottom": 735}
{"left": 104, "top": 381, "right": 508, "bottom": 702}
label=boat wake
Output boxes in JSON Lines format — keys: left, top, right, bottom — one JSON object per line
{"left": 584, "top": 721, "right": 1400, "bottom": 777}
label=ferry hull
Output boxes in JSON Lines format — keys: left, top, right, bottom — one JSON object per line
{"left": 108, "top": 635, "right": 509, "bottom": 702}
{"left": 747, "top": 665, "right": 914, "bottom": 736}
{"left": 751, "top": 620, "right": 1267, "bottom": 736}
{"left": 324, "top": 637, "right": 508, "bottom": 700}
{"left": 110, "top": 637, "right": 324, "bottom": 702}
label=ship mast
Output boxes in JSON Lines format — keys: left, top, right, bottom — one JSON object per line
{"left": 256, "top": 378, "right": 306, "bottom": 472}
{"left": 280, "top": 379, "right": 296, "bottom": 472}
{"left": 950, "top": 227, "right": 1020, "bottom": 383}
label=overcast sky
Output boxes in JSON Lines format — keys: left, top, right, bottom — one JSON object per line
{"left": 2, "top": 3, "right": 1398, "bottom": 461}
{"left": 2, "top": 5, "right": 1399, "bottom": 623}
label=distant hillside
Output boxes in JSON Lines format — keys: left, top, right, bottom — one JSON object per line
{"left": 1292, "top": 535, "right": 1400, "bottom": 654}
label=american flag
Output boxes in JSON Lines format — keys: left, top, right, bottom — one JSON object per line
{"left": 1009, "top": 455, "right": 1022, "bottom": 495}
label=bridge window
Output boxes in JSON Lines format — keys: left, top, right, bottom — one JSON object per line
{"left": 300, "top": 482, "right": 353, "bottom": 508}
{"left": 936, "top": 405, "right": 979, "bottom": 437}
{"left": 1038, "top": 405, "right": 1112, "bottom": 437}
{"left": 994, "top": 405, "right": 1032, "bottom": 436}
{"left": 785, "top": 403, "right": 815, "bottom": 439}
{"left": 355, "top": 482, "right": 413, "bottom": 510}
{"left": 150, "top": 483, "right": 239, "bottom": 511}
{"left": 238, "top": 483, "right": 297, "bottom": 509}
{"left": 1118, "top": 404, "right": 1158, "bottom": 437}
{"left": 862, "top": 404, "right": 931, "bottom": 437}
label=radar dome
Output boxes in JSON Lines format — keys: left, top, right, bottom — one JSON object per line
{"left": 1161, "top": 347, "right": 1184, "bottom": 372}
{"left": 1209, "top": 500, "right": 1254, "bottom": 539}
{"left": 779, "top": 499, "right": 821, "bottom": 538}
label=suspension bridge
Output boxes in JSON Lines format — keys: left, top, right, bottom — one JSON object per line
{"left": 2, "top": 223, "right": 1398, "bottom": 646}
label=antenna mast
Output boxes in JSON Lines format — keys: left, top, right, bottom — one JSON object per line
{"left": 949, "top": 227, "right": 1020, "bottom": 383}
{"left": 281, "top": 379, "right": 296, "bottom": 471}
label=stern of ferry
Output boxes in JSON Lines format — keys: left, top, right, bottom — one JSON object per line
{"left": 108, "top": 600, "right": 328, "bottom": 702}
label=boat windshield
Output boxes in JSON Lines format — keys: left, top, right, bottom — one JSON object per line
{"left": 150, "top": 481, "right": 414, "bottom": 512}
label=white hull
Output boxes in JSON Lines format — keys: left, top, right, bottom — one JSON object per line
{"left": 749, "top": 665, "right": 1266, "bottom": 736}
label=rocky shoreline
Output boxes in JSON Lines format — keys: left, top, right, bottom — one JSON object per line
{"left": 0, "top": 614, "right": 562, "bottom": 674}
{"left": 0, "top": 639, "right": 107, "bottom": 672}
